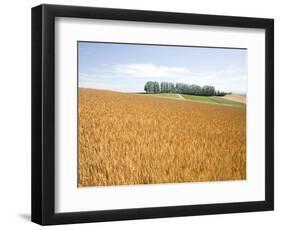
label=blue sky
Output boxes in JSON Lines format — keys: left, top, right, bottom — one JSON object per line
{"left": 78, "top": 42, "right": 247, "bottom": 94}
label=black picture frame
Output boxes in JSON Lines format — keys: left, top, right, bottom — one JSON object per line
{"left": 31, "top": 4, "right": 274, "bottom": 225}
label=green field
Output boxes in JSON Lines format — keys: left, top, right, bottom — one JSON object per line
{"left": 149, "top": 93, "right": 181, "bottom": 99}
{"left": 140, "top": 93, "right": 246, "bottom": 109}
{"left": 210, "top": 96, "right": 246, "bottom": 109}
{"left": 181, "top": 94, "right": 246, "bottom": 109}
{"left": 181, "top": 94, "right": 217, "bottom": 104}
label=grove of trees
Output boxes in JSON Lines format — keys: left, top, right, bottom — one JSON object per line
{"left": 144, "top": 81, "right": 228, "bottom": 96}
{"left": 144, "top": 81, "right": 160, "bottom": 93}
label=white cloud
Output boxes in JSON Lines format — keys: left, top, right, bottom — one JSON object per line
{"left": 79, "top": 63, "right": 246, "bottom": 93}
{"left": 223, "top": 67, "right": 240, "bottom": 74}
{"left": 114, "top": 63, "right": 191, "bottom": 79}
{"left": 79, "top": 73, "right": 124, "bottom": 91}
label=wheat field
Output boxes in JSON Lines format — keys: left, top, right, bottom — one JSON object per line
{"left": 78, "top": 88, "right": 246, "bottom": 187}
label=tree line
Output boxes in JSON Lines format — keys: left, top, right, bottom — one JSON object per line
{"left": 144, "top": 81, "right": 228, "bottom": 96}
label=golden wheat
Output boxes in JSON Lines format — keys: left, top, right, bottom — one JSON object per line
{"left": 78, "top": 88, "right": 246, "bottom": 187}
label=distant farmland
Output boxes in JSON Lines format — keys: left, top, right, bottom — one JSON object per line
{"left": 147, "top": 93, "right": 246, "bottom": 109}
{"left": 78, "top": 88, "right": 246, "bottom": 187}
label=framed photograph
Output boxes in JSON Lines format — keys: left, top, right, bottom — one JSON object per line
{"left": 31, "top": 4, "right": 274, "bottom": 225}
